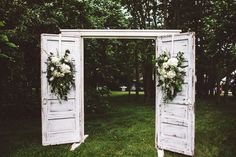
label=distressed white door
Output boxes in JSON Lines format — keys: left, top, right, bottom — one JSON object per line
{"left": 41, "top": 34, "right": 84, "bottom": 145}
{"left": 155, "top": 33, "right": 196, "bottom": 156}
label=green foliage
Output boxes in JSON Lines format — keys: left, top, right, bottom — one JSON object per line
{"left": 0, "top": 21, "right": 17, "bottom": 60}
{"left": 46, "top": 50, "right": 75, "bottom": 100}
{"left": 0, "top": 0, "right": 235, "bottom": 104}
{"left": 199, "top": 0, "right": 236, "bottom": 96}
{"left": 121, "top": 0, "right": 161, "bottom": 29}
{"left": 84, "top": 87, "right": 111, "bottom": 114}
{"left": 0, "top": 0, "right": 129, "bottom": 105}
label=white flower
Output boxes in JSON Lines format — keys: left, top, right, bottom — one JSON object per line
{"left": 160, "top": 68, "right": 166, "bottom": 76}
{"left": 167, "top": 70, "right": 176, "bottom": 79}
{"left": 52, "top": 70, "right": 59, "bottom": 77}
{"left": 163, "top": 62, "right": 169, "bottom": 69}
{"left": 178, "top": 67, "right": 183, "bottom": 72}
{"left": 49, "top": 77, "right": 54, "bottom": 81}
{"left": 164, "top": 57, "right": 168, "bottom": 61}
{"left": 50, "top": 67, "right": 54, "bottom": 71}
{"left": 160, "top": 76, "right": 164, "bottom": 81}
{"left": 167, "top": 58, "right": 178, "bottom": 67}
{"left": 51, "top": 56, "right": 60, "bottom": 64}
{"left": 60, "top": 64, "right": 71, "bottom": 73}
{"left": 52, "top": 70, "right": 64, "bottom": 77}
{"left": 59, "top": 72, "right": 65, "bottom": 77}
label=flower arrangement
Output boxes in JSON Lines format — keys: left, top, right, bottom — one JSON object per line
{"left": 156, "top": 51, "right": 187, "bottom": 102}
{"left": 46, "top": 50, "right": 75, "bottom": 100}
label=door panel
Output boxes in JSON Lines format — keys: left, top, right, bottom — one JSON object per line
{"left": 156, "top": 33, "right": 195, "bottom": 156}
{"left": 41, "top": 34, "right": 83, "bottom": 146}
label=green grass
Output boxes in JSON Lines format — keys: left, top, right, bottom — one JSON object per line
{"left": 1, "top": 92, "right": 236, "bottom": 157}
{"left": 110, "top": 91, "right": 144, "bottom": 96}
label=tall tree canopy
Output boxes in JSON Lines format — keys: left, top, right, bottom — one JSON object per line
{"left": 0, "top": 0, "right": 235, "bottom": 107}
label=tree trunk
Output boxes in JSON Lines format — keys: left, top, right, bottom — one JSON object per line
{"left": 224, "top": 73, "right": 230, "bottom": 100}
{"left": 143, "top": 63, "right": 154, "bottom": 104}
{"left": 196, "top": 72, "right": 204, "bottom": 98}
{"left": 128, "top": 82, "right": 131, "bottom": 96}
{"left": 135, "top": 72, "right": 139, "bottom": 96}
{"left": 135, "top": 51, "right": 139, "bottom": 96}
{"left": 216, "top": 77, "right": 221, "bottom": 104}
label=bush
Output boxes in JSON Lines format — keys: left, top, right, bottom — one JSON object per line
{"left": 84, "top": 86, "right": 111, "bottom": 114}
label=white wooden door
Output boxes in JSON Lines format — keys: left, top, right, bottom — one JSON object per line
{"left": 41, "top": 34, "right": 84, "bottom": 145}
{"left": 155, "top": 33, "right": 195, "bottom": 156}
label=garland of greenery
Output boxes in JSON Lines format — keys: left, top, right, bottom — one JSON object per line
{"left": 156, "top": 51, "right": 187, "bottom": 102}
{"left": 46, "top": 50, "right": 75, "bottom": 100}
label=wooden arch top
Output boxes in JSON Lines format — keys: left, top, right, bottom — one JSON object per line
{"left": 60, "top": 29, "right": 181, "bottom": 39}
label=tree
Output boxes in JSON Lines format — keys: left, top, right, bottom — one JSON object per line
{"left": 0, "top": 20, "right": 20, "bottom": 102}
{"left": 121, "top": 0, "right": 159, "bottom": 102}
{"left": 203, "top": 0, "right": 236, "bottom": 100}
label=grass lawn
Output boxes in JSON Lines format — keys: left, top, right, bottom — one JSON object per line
{"left": 1, "top": 92, "right": 236, "bottom": 157}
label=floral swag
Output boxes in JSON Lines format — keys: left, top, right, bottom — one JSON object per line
{"left": 46, "top": 50, "right": 75, "bottom": 100}
{"left": 156, "top": 51, "right": 187, "bottom": 102}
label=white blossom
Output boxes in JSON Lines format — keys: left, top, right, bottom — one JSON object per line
{"left": 50, "top": 67, "right": 54, "bottom": 71}
{"left": 51, "top": 56, "right": 60, "bottom": 64}
{"left": 167, "top": 58, "right": 178, "bottom": 67}
{"left": 59, "top": 72, "right": 65, "bottom": 77}
{"left": 160, "top": 76, "right": 164, "bottom": 81}
{"left": 178, "top": 67, "right": 183, "bottom": 72}
{"left": 163, "top": 62, "right": 169, "bottom": 68}
{"left": 60, "top": 64, "right": 71, "bottom": 73}
{"left": 52, "top": 70, "right": 64, "bottom": 77}
{"left": 160, "top": 68, "right": 166, "bottom": 76}
{"left": 167, "top": 70, "right": 176, "bottom": 79}
{"left": 49, "top": 77, "right": 54, "bottom": 81}
{"left": 52, "top": 70, "right": 59, "bottom": 77}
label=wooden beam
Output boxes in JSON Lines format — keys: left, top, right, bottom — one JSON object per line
{"left": 60, "top": 29, "right": 181, "bottom": 39}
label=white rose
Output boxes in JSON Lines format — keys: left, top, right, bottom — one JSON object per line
{"left": 167, "top": 70, "right": 176, "bottom": 79}
{"left": 60, "top": 64, "right": 71, "bottom": 73}
{"left": 167, "top": 58, "right": 178, "bottom": 67}
{"left": 51, "top": 56, "right": 60, "bottom": 64}
{"left": 163, "top": 62, "right": 169, "bottom": 69}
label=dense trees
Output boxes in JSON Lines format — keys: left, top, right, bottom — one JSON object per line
{"left": 0, "top": 0, "right": 235, "bottom": 107}
{"left": 156, "top": 0, "right": 236, "bottom": 100}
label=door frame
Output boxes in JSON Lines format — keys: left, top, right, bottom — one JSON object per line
{"left": 59, "top": 29, "right": 194, "bottom": 153}
{"left": 60, "top": 29, "right": 182, "bottom": 143}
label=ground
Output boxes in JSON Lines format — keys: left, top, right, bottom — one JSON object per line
{"left": 1, "top": 92, "right": 236, "bottom": 157}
